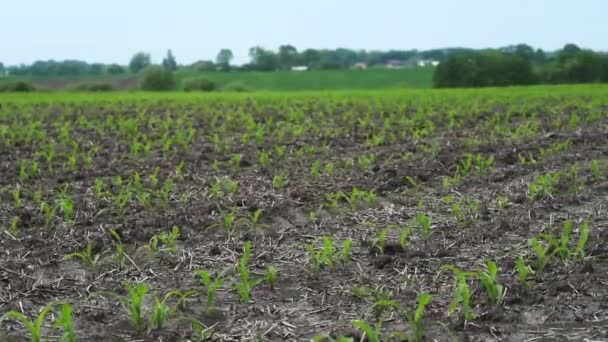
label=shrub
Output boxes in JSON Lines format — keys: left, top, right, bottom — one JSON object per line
{"left": 70, "top": 82, "right": 114, "bottom": 92}
{"left": 183, "top": 77, "right": 216, "bottom": 92}
{"left": 0, "top": 81, "right": 35, "bottom": 92}
{"left": 223, "top": 80, "right": 250, "bottom": 92}
{"left": 434, "top": 52, "right": 536, "bottom": 88}
{"left": 107, "top": 64, "right": 126, "bottom": 75}
{"left": 140, "top": 67, "right": 176, "bottom": 91}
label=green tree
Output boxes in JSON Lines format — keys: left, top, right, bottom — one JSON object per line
{"left": 0, "top": 62, "right": 5, "bottom": 76}
{"left": 278, "top": 44, "right": 298, "bottom": 69}
{"left": 162, "top": 49, "right": 178, "bottom": 71}
{"left": 434, "top": 51, "right": 535, "bottom": 88}
{"left": 301, "top": 49, "right": 321, "bottom": 69}
{"left": 129, "top": 52, "right": 151, "bottom": 73}
{"left": 140, "top": 67, "right": 175, "bottom": 91}
{"left": 107, "top": 64, "right": 125, "bottom": 75}
{"left": 248, "top": 46, "right": 278, "bottom": 71}
{"left": 216, "top": 49, "right": 234, "bottom": 69}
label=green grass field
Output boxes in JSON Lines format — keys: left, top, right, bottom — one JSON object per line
{"left": 177, "top": 67, "right": 434, "bottom": 90}
{"left": 0, "top": 67, "right": 435, "bottom": 91}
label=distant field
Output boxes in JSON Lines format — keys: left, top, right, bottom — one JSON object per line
{"left": 178, "top": 67, "right": 435, "bottom": 90}
{"left": 0, "top": 67, "right": 435, "bottom": 91}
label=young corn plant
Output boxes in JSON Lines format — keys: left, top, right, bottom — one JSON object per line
{"left": 475, "top": 261, "right": 504, "bottom": 306}
{"left": 305, "top": 237, "right": 338, "bottom": 273}
{"left": 529, "top": 237, "right": 554, "bottom": 278}
{"left": 64, "top": 241, "right": 99, "bottom": 272}
{"left": 94, "top": 282, "right": 149, "bottom": 332}
{"left": 264, "top": 266, "right": 278, "bottom": 290}
{"left": 516, "top": 255, "right": 531, "bottom": 288}
{"left": 196, "top": 270, "right": 224, "bottom": 317}
{"left": 112, "top": 186, "right": 131, "bottom": 217}
{"left": 234, "top": 241, "right": 263, "bottom": 303}
{"left": 403, "top": 293, "right": 433, "bottom": 342}
{"left": 399, "top": 225, "right": 412, "bottom": 250}
{"left": 373, "top": 226, "right": 392, "bottom": 254}
{"left": 528, "top": 172, "right": 560, "bottom": 201}
{"left": 590, "top": 160, "right": 602, "bottom": 180}
{"left": 272, "top": 173, "right": 286, "bottom": 190}
{"left": 568, "top": 162, "right": 582, "bottom": 194}
{"left": 443, "top": 265, "right": 475, "bottom": 321}
{"left": 0, "top": 302, "right": 61, "bottom": 342}
{"left": 340, "top": 239, "right": 352, "bottom": 266}
{"left": 415, "top": 212, "right": 432, "bottom": 242}
{"left": 9, "top": 216, "right": 20, "bottom": 237}
{"left": 110, "top": 229, "right": 126, "bottom": 270}
{"left": 148, "top": 294, "right": 175, "bottom": 332}
{"left": 352, "top": 320, "right": 382, "bottom": 342}
{"left": 12, "top": 187, "right": 21, "bottom": 208}
{"left": 158, "top": 225, "right": 180, "bottom": 254}
{"left": 53, "top": 303, "right": 76, "bottom": 342}
{"left": 575, "top": 219, "right": 590, "bottom": 259}
{"left": 159, "top": 178, "right": 173, "bottom": 208}
{"left": 57, "top": 195, "right": 75, "bottom": 223}
{"left": 40, "top": 201, "right": 56, "bottom": 227}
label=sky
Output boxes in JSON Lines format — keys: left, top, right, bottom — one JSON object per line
{"left": 1, "top": 0, "right": 607, "bottom": 66}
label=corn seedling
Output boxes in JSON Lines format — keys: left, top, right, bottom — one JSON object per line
{"left": 258, "top": 150, "right": 271, "bottom": 169}
{"left": 568, "top": 162, "right": 582, "bottom": 194}
{"left": 404, "top": 293, "right": 433, "bottom": 342}
{"left": 305, "top": 237, "right": 339, "bottom": 273}
{"left": 324, "top": 162, "right": 335, "bottom": 176}
{"left": 443, "top": 265, "right": 475, "bottom": 321}
{"left": 113, "top": 187, "right": 131, "bottom": 217}
{"left": 529, "top": 237, "right": 554, "bottom": 278}
{"left": 235, "top": 241, "right": 263, "bottom": 302}
{"left": 340, "top": 239, "right": 352, "bottom": 266}
{"left": 590, "top": 160, "right": 602, "bottom": 180}
{"left": 528, "top": 172, "right": 560, "bottom": 201}
{"left": 53, "top": 303, "right": 76, "bottom": 342}
{"left": 352, "top": 320, "right": 382, "bottom": 342}
{"left": 496, "top": 196, "right": 511, "bottom": 210}
{"left": 159, "top": 178, "right": 173, "bottom": 207}
{"left": 374, "top": 226, "right": 392, "bottom": 254}
{"left": 148, "top": 294, "right": 174, "bottom": 331}
{"left": 575, "top": 219, "right": 590, "bottom": 259}
{"left": 118, "top": 282, "right": 149, "bottom": 331}
{"left": 40, "top": 201, "right": 56, "bottom": 227}
{"left": 12, "top": 187, "right": 21, "bottom": 208}
{"left": 0, "top": 302, "right": 60, "bottom": 342}
{"left": 399, "top": 225, "right": 412, "bottom": 250}
{"left": 310, "top": 160, "right": 321, "bottom": 178}
{"left": 357, "top": 153, "right": 376, "bottom": 172}
{"left": 110, "top": 229, "right": 126, "bottom": 270}
{"left": 158, "top": 225, "right": 180, "bottom": 254}
{"left": 64, "top": 241, "right": 99, "bottom": 272}
{"left": 58, "top": 195, "right": 75, "bottom": 223}
{"left": 175, "top": 160, "right": 186, "bottom": 179}
{"left": 9, "top": 216, "right": 20, "bottom": 237}
{"left": 415, "top": 212, "right": 432, "bottom": 241}
{"left": 475, "top": 260, "right": 504, "bottom": 305}
{"left": 196, "top": 270, "right": 224, "bottom": 316}
{"left": 264, "top": 266, "right": 278, "bottom": 290}
{"left": 186, "top": 318, "right": 216, "bottom": 342}
{"left": 516, "top": 255, "right": 531, "bottom": 287}
{"left": 272, "top": 173, "right": 286, "bottom": 190}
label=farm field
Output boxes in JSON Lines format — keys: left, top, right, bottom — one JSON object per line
{"left": 1, "top": 85, "right": 608, "bottom": 341}
{"left": 0, "top": 67, "right": 434, "bottom": 91}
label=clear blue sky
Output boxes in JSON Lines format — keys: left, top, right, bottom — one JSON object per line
{"left": 2, "top": 0, "right": 606, "bottom": 65}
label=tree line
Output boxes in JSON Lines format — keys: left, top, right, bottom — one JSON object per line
{"left": 434, "top": 43, "right": 608, "bottom": 87}
{"left": 0, "top": 45, "right": 472, "bottom": 77}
